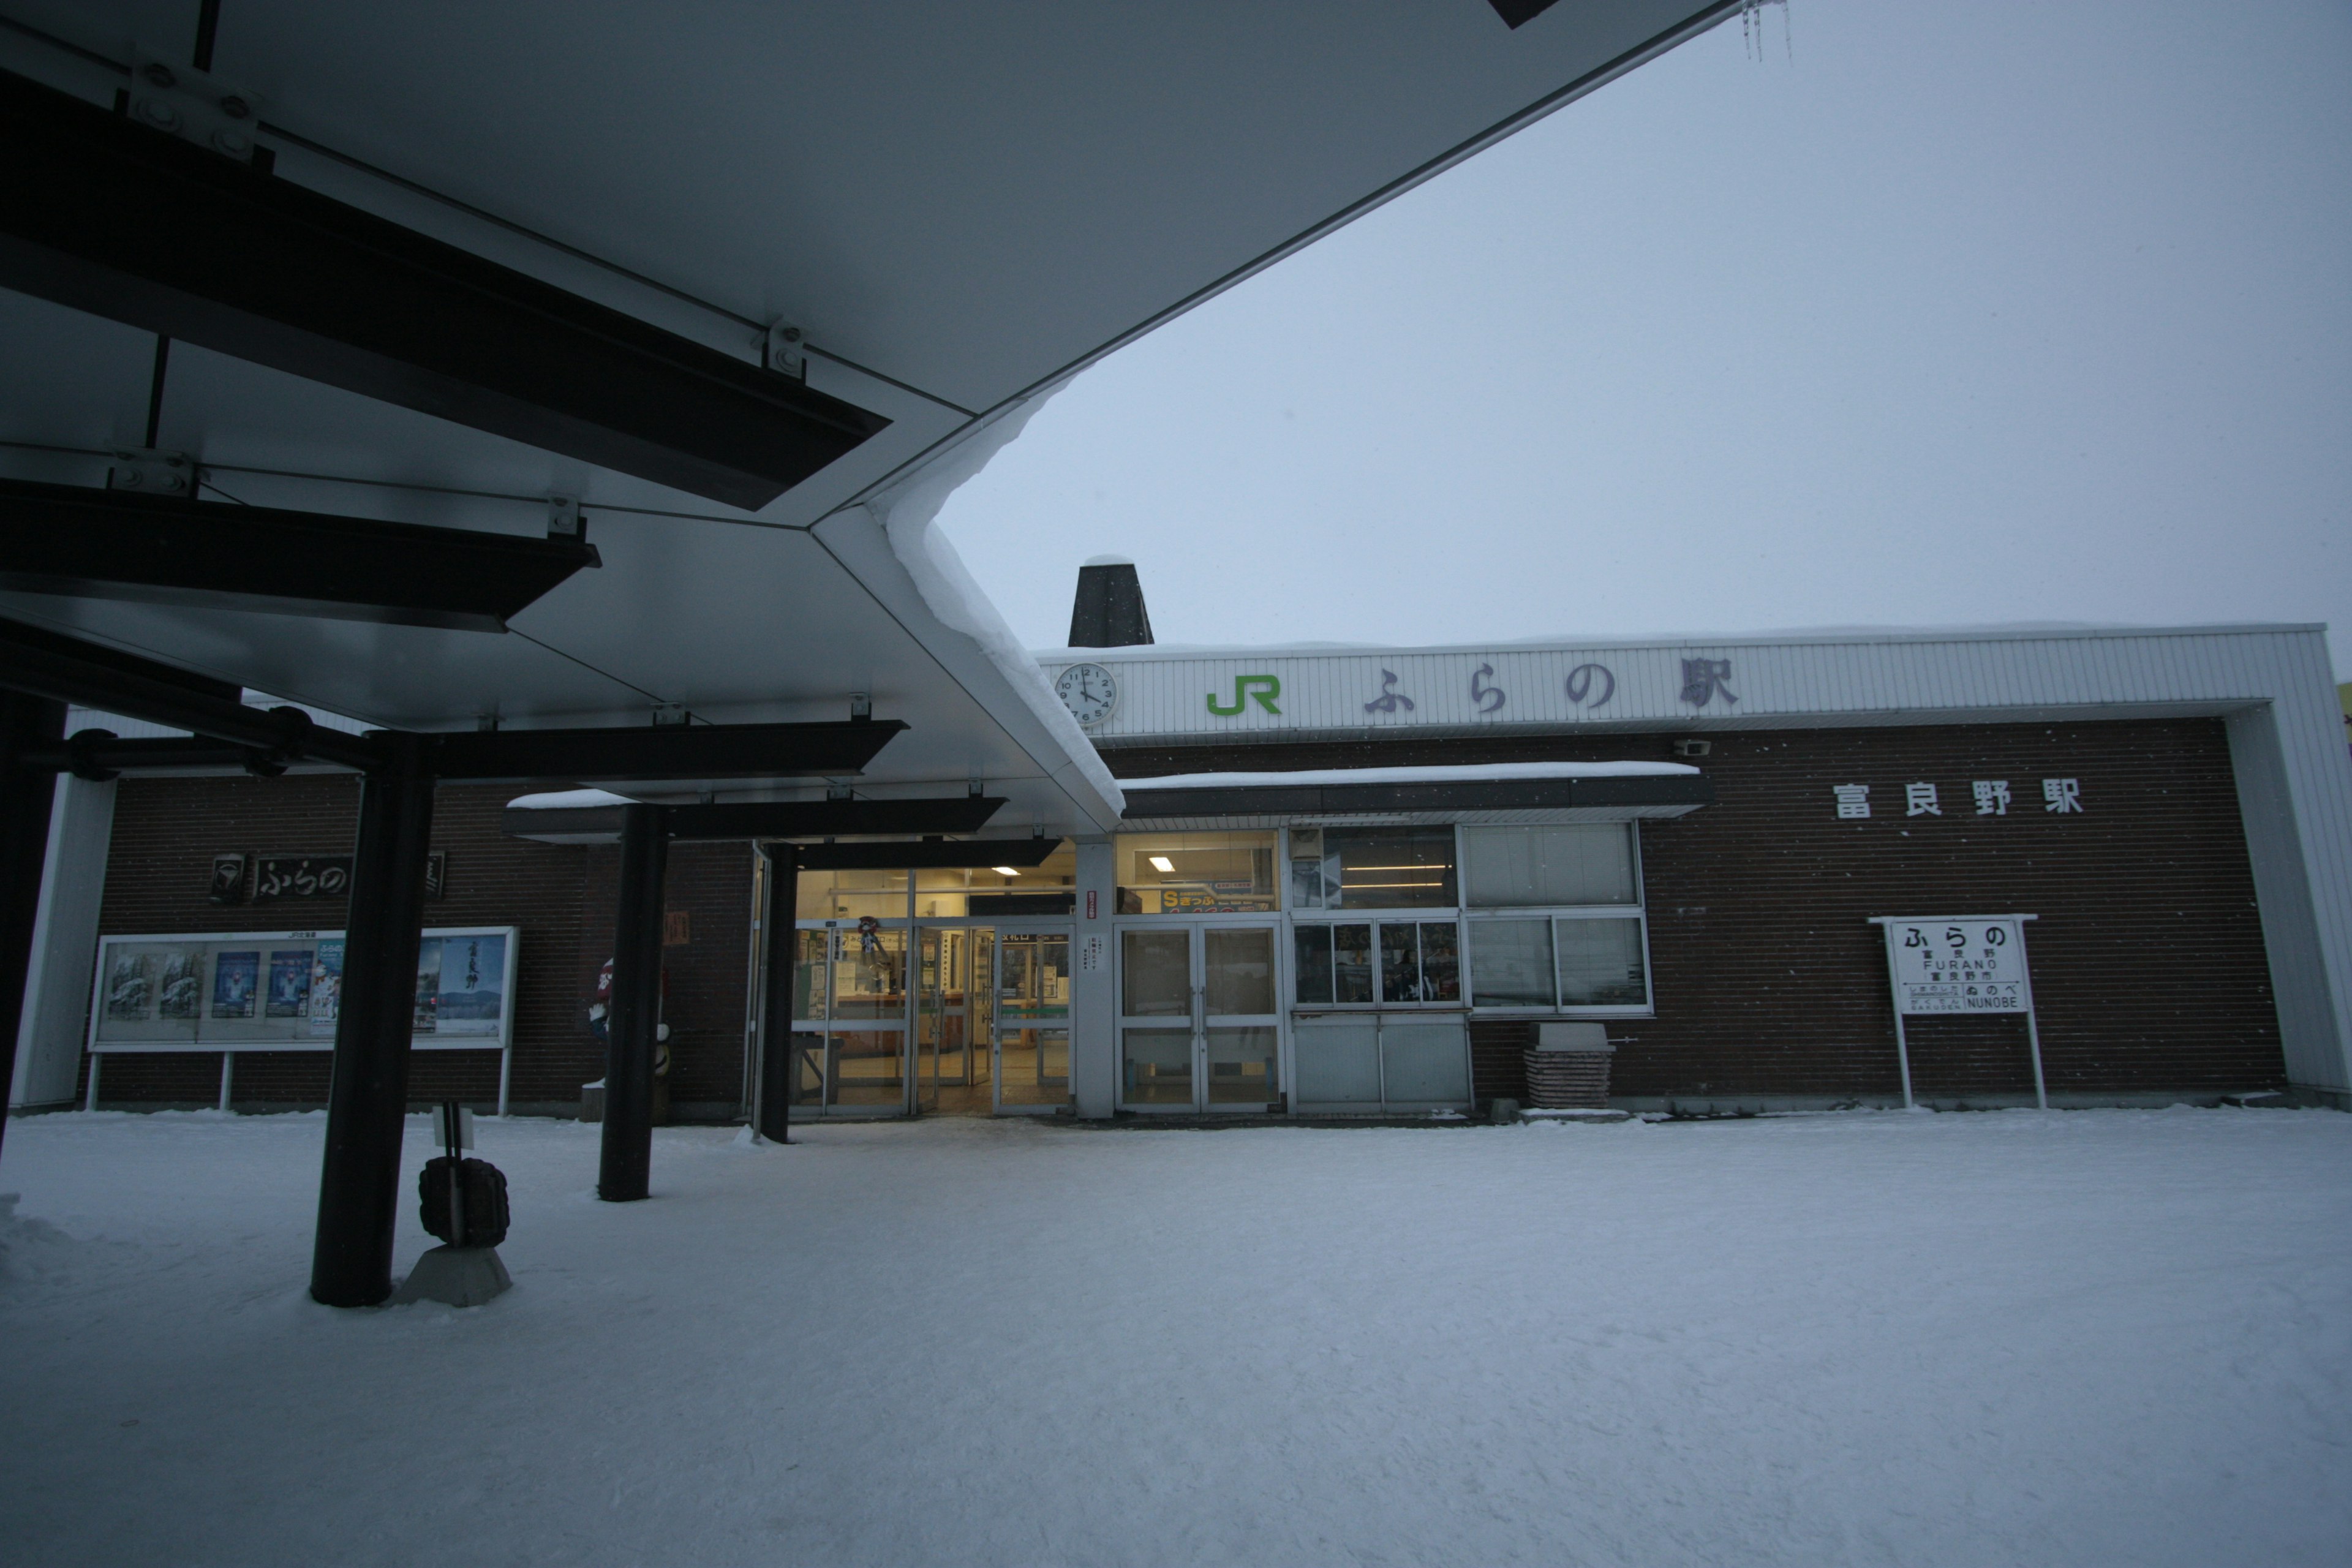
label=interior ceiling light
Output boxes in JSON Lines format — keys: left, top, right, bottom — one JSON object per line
{"left": 1147, "top": 854, "right": 1175, "bottom": 873}
{"left": 992, "top": 866, "right": 1020, "bottom": 878}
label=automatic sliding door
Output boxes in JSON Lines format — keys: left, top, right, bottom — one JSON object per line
{"left": 995, "top": 930, "right": 1069, "bottom": 1112}
{"left": 790, "top": 923, "right": 908, "bottom": 1112}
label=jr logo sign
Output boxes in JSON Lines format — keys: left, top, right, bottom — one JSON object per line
{"left": 1207, "top": 674, "right": 1282, "bottom": 716}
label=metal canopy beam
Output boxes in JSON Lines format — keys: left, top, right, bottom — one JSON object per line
{"left": 0, "top": 615, "right": 385, "bottom": 771}
{"left": 0, "top": 69, "right": 889, "bottom": 510}
{"left": 497, "top": 794, "right": 1009, "bottom": 845}
{"left": 0, "top": 478, "right": 600, "bottom": 632}
{"left": 666, "top": 796, "right": 1006, "bottom": 840}
{"left": 421, "top": 720, "right": 905, "bottom": 784}
{"left": 794, "top": 837, "right": 1063, "bottom": 871}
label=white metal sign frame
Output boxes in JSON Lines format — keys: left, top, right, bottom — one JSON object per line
{"left": 83, "top": 926, "right": 521, "bottom": 1115}
{"left": 1868, "top": 915, "right": 2046, "bottom": 1110}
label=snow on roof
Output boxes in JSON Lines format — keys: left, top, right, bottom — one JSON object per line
{"left": 1030, "top": 622, "right": 2327, "bottom": 662}
{"left": 507, "top": 788, "right": 635, "bottom": 810}
{"left": 1082, "top": 553, "right": 1134, "bottom": 567}
{"left": 1120, "top": 761, "right": 1697, "bottom": 791}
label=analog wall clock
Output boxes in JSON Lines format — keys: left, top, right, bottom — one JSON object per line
{"left": 1054, "top": 662, "right": 1118, "bottom": 726}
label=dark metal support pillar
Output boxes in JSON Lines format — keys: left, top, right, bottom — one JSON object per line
{"left": 756, "top": 844, "right": 798, "bottom": 1143}
{"left": 309, "top": 739, "right": 434, "bottom": 1306}
{"left": 599, "top": 803, "right": 666, "bottom": 1200}
{"left": 0, "top": 693, "right": 65, "bottom": 1171}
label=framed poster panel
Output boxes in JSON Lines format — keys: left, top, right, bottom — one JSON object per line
{"left": 87, "top": 927, "right": 519, "bottom": 1054}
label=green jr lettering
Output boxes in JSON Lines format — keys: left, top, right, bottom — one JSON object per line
{"left": 1207, "top": 674, "right": 1281, "bottom": 716}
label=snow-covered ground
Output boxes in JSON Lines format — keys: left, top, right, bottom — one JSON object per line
{"left": 2, "top": 1107, "right": 2346, "bottom": 1567}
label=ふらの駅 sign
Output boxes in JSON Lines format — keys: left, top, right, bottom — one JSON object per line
{"left": 1880, "top": 917, "right": 2032, "bottom": 1014}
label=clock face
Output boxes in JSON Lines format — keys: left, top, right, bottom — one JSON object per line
{"left": 1054, "top": 662, "right": 1118, "bottom": 726}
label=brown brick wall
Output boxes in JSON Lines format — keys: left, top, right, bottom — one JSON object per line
{"left": 1112, "top": 717, "right": 2286, "bottom": 1106}
{"left": 77, "top": 715, "right": 2286, "bottom": 1114}
{"left": 83, "top": 776, "right": 756, "bottom": 1118}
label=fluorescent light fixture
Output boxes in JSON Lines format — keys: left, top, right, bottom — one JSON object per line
{"left": 1148, "top": 854, "right": 1175, "bottom": 873}
{"left": 992, "top": 866, "right": 1020, "bottom": 878}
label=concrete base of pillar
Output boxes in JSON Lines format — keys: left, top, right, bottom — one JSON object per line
{"left": 390, "top": 1245, "right": 513, "bottom": 1308}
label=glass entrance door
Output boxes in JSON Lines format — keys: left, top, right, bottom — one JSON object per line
{"left": 994, "top": 929, "right": 1071, "bottom": 1112}
{"left": 1118, "top": 924, "right": 1281, "bottom": 1112}
{"left": 790, "top": 922, "right": 910, "bottom": 1114}
{"left": 916, "top": 925, "right": 995, "bottom": 1115}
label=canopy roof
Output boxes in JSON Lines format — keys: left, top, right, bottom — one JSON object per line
{"left": 0, "top": 1, "right": 1730, "bottom": 835}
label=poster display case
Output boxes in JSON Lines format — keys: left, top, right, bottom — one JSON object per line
{"left": 88, "top": 927, "right": 519, "bottom": 1054}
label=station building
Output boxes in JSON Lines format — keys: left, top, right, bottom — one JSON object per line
{"left": 21, "top": 609, "right": 2352, "bottom": 1121}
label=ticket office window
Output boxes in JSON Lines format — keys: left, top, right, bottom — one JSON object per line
{"left": 1115, "top": 831, "right": 1278, "bottom": 914}
{"left": 1292, "top": 920, "right": 1461, "bottom": 1008}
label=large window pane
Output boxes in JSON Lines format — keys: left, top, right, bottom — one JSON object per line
{"left": 998, "top": 1028, "right": 1071, "bottom": 1107}
{"left": 1294, "top": 925, "right": 1334, "bottom": 1005}
{"left": 917, "top": 842, "right": 1080, "bottom": 919}
{"left": 829, "top": 1030, "right": 905, "bottom": 1106}
{"left": 1204, "top": 927, "right": 1276, "bottom": 1016}
{"left": 788, "top": 1030, "right": 826, "bottom": 1105}
{"left": 1557, "top": 918, "right": 1648, "bottom": 1006}
{"left": 1297, "top": 826, "right": 1457, "bottom": 910}
{"left": 1121, "top": 929, "right": 1192, "bottom": 1017}
{"left": 1115, "top": 831, "right": 1277, "bottom": 913}
{"left": 1463, "top": 825, "right": 1637, "bottom": 908}
{"left": 1417, "top": 922, "right": 1461, "bottom": 1003}
{"left": 1469, "top": 919, "right": 1556, "bottom": 1007}
{"left": 831, "top": 927, "right": 906, "bottom": 1020}
{"left": 791, "top": 929, "right": 827, "bottom": 1020}
{"left": 1378, "top": 923, "right": 1420, "bottom": 1003}
{"left": 1122, "top": 1028, "right": 1193, "bottom": 1104}
{"left": 796, "top": 868, "right": 909, "bottom": 919}
{"left": 1205, "top": 1027, "right": 1278, "bottom": 1102}
{"left": 1333, "top": 924, "right": 1374, "bottom": 1003}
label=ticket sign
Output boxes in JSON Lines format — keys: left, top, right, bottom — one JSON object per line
{"left": 1882, "top": 918, "right": 2030, "bottom": 1014}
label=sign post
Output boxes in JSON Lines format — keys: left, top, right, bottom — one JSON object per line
{"left": 1868, "top": 915, "right": 2045, "bottom": 1110}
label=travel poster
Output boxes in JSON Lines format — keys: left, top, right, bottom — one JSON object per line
{"left": 105, "top": 950, "right": 153, "bottom": 1022}
{"left": 307, "top": 941, "right": 344, "bottom": 1038}
{"left": 157, "top": 949, "right": 203, "bottom": 1020}
{"left": 266, "top": 949, "right": 313, "bottom": 1019}
{"left": 211, "top": 951, "right": 258, "bottom": 1020}
{"left": 412, "top": 937, "right": 443, "bottom": 1034}
{"left": 430, "top": 933, "right": 507, "bottom": 1038}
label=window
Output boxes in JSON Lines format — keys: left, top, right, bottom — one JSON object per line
{"left": 911, "top": 843, "right": 1077, "bottom": 918}
{"left": 1468, "top": 916, "right": 1649, "bottom": 1011}
{"left": 1463, "top": 824, "right": 1636, "bottom": 907}
{"left": 1462, "top": 824, "right": 1649, "bottom": 1012}
{"left": 796, "top": 867, "right": 908, "bottom": 920}
{"left": 1294, "top": 919, "right": 1460, "bottom": 1006}
{"left": 1464, "top": 918, "right": 1552, "bottom": 1007}
{"left": 1115, "top": 831, "right": 1277, "bottom": 914}
{"left": 1556, "top": 919, "right": 1647, "bottom": 1005}
{"left": 1289, "top": 826, "right": 1457, "bottom": 910}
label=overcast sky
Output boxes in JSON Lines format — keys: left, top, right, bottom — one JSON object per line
{"left": 937, "top": 0, "right": 2352, "bottom": 671}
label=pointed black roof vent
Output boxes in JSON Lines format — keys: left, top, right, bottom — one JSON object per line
{"left": 1067, "top": 555, "right": 1153, "bottom": 647}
